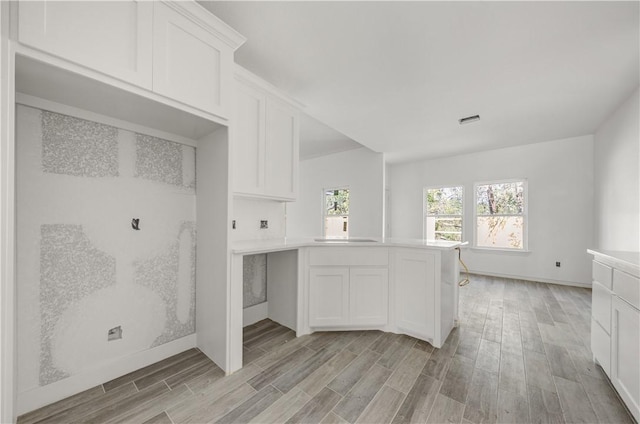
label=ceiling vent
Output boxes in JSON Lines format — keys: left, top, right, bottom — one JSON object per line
{"left": 458, "top": 115, "right": 480, "bottom": 125}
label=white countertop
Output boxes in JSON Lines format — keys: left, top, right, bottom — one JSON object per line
{"left": 232, "top": 237, "right": 467, "bottom": 255}
{"left": 588, "top": 249, "right": 640, "bottom": 277}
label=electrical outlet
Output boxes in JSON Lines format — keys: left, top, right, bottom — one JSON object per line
{"left": 232, "top": 220, "right": 236, "bottom": 229}
{"left": 108, "top": 326, "right": 122, "bottom": 341}
{"left": 555, "top": 261, "right": 561, "bottom": 267}
{"left": 260, "top": 220, "right": 268, "bottom": 229}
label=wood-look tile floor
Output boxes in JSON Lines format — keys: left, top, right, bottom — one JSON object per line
{"left": 19, "top": 275, "right": 635, "bottom": 424}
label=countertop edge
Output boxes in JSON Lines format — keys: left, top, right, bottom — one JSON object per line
{"left": 232, "top": 239, "right": 468, "bottom": 255}
{"left": 587, "top": 249, "right": 640, "bottom": 277}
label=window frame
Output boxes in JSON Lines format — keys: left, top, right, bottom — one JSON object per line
{"left": 423, "top": 185, "right": 465, "bottom": 242}
{"left": 473, "top": 178, "right": 528, "bottom": 251}
{"left": 322, "top": 186, "right": 350, "bottom": 239}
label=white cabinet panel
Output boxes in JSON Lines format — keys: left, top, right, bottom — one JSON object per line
{"left": 613, "top": 269, "right": 640, "bottom": 310}
{"left": 153, "top": 2, "right": 230, "bottom": 116}
{"left": 350, "top": 268, "right": 388, "bottom": 326}
{"left": 265, "top": 99, "right": 299, "bottom": 199}
{"left": 394, "top": 249, "right": 435, "bottom": 340}
{"left": 309, "top": 247, "right": 389, "bottom": 267}
{"left": 611, "top": 296, "right": 640, "bottom": 421}
{"left": 18, "top": 0, "right": 153, "bottom": 88}
{"left": 593, "top": 260, "right": 613, "bottom": 290}
{"left": 309, "top": 267, "right": 349, "bottom": 327}
{"left": 591, "top": 280, "right": 612, "bottom": 333}
{"left": 591, "top": 318, "right": 611, "bottom": 375}
{"left": 233, "top": 83, "right": 265, "bottom": 195}
{"left": 233, "top": 74, "right": 299, "bottom": 201}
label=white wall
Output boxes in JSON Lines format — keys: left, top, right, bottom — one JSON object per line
{"left": 231, "top": 198, "right": 286, "bottom": 242}
{"left": 594, "top": 88, "right": 639, "bottom": 252}
{"left": 16, "top": 103, "right": 197, "bottom": 412}
{"left": 287, "top": 147, "right": 385, "bottom": 238}
{"left": 389, "top": 135, "right": 595, "bottom": 286}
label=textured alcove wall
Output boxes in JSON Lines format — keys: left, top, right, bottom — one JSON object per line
{"left": 16, "top": 104, "right": 196, "bottom": 391}
{"left": 243, "top": 254, "right": 267, "bottom": 308}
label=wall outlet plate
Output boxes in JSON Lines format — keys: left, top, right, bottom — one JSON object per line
{"left": 260, "top": 220, "right": 268, "bottom": 229}
{"left": 108, "top": 326, "right": 122, "bottom": 341}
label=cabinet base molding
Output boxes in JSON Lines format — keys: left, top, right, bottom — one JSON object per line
{"left": 467, "top": 269, "right": 591, "bottom": 288}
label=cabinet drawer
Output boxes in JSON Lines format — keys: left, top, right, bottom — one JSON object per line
{"left": 309, "top": 247, "right": 389, "bottom": 267}
{"left": 593, "top": 260, "right": 613, "bottom": 290}
{"left": 592, "top": 280, "right": 612, "bottom": 333}
{"left": 613, "top": 270, "right": 640, "bottom": 309}
{"left": 591, "top": 318, "right": 611, "bottom": 376}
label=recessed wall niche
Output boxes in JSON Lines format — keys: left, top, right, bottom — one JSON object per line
{"left": 16, "top": 104, "right": 196, "bottom": 390}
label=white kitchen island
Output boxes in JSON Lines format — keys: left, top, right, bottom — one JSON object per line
{"left": 227, "top": 238, "right": 466, "bottom": 373}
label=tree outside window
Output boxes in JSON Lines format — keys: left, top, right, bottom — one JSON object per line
{"left": 424, "top": 186, "right": 463, "bottom": 242}
{"left": 324, "top": 188, "right": 349, "bottom": 238}
{"left": 475, "top": 181, "right": 526, "bottom": 250}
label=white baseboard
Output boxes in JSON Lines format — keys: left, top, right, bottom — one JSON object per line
{"left": 467, "top": 270, "right": 591, "bottom": 288}
{"left": 17, "top": 334, "right": 197, "bottom": 415}
{"left": 243, "top": 302, "right": 268, "bottom": 327}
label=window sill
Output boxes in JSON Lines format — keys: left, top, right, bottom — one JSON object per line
{"left": 470, "top": 247, "right": 531, "bottom": 255}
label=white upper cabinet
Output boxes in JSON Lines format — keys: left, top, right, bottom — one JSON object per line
{"left": 264, "top": 98, "right": 299, "bottom": 199}
{"left": 152, "top": 1, "right": 233, "bottom": 117}
{"left": 234, "top": 83, "right": 266, "bottom": 195}
{"left": 16, "top": 0, "right": 245, "bottom": 120}
{"left": 233, "top": 67, "right": 300, "bottom": 201}
{"left": 18, "top": 0, "right": 153, "bottom": 89}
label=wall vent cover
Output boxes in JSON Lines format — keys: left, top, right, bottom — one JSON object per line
{"left": 459, "top": 115, "right": 480, "bottom": 125}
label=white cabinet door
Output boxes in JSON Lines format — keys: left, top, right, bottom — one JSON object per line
{"left": 233, "top": 83, "right": 266, "bottom": 195}
{"left": 591, "top": 318, "right": 611, "bottom": 375}
{"left": 611, "top": 297, "right": 640, "bottom": 422}
{"left": 350, "top": 268, "right": 388, "bottom": 326}
{"left": 18, "top": 0, "right": 153, "bottom": 88}
{"left": 309, "top": 267, "right": 349, "bottom": 327}
{"left": 264, "top": 98, "right": 299, "bottom": 200}
{"left": 153, "top": 2, "right": 231, "bottom": 117}
{"left": 394, "top": 249, "right": 436, "bottom": 340}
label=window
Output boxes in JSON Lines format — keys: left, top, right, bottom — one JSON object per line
{"left": 475, "top": 180, "right": 526, "bottom": 250}
{"left": 324, "top": 188, "right": 349, "bottom": 238}
{"left": 424, "top": 186, "right": 463, "bottom": 241}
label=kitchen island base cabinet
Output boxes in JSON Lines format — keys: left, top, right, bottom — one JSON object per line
{"left": 588, "top": 250, "right": 640, "bottom": 422}
{"left": 308, "top": 266, "right": 388, "bottom": 328}
{"left": 611, "top": 296, "right": 640, "bottom": 421}
{"left": 309, "top": 267, "right": 350, "bottom": 327}
{"left": 393, "top": 249, "right": 435, "bottom": 342}
{"left": 303, "top": 244, "right": 458, "bottom": 348}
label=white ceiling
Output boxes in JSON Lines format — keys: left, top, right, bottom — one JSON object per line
{"left": 299, "top": 113, "right": 363, "bottom": 160}
{"left": 201, "top": 1, "right": 639, "bottom": 164}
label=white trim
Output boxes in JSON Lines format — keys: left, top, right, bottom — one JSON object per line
{"left": 161, "top": 0, "right": 246, "bottom": 50}
{"left": 15, "top": 93, "right": 198, "bottom": 147}
{"left": 468, "top": 271, "right": 590, "bottom": 289}
{"left": 0, "top": 24, "right": 16, "bottom": 423}
{"left": 17, "top": 333, "right": 196, "bottom": 416}
{"left": 243, "top": 302, "right": 269, "bottom": 327}
{"left": 234, "top": 65, "right": 304, "bottom": 109}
